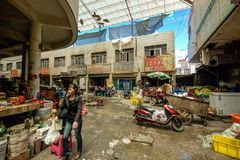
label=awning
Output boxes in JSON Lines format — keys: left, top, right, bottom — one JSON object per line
{"left": 0, "top": 0, "right": 78, "bottom": 57}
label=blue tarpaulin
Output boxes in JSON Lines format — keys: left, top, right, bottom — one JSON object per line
{"left": 74, "top": 14, "right": 168, "bottom": 46}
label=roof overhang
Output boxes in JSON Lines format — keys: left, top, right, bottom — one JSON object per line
{"left": 0, "top": 0, "right": 78, "bottom": 58}
{"left": 189, "top": 5, "right": 240, "bottom": 63}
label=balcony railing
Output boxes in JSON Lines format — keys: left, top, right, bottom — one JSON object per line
{"left": 67, "top": 65, "right": 87, "bottom": 75}
{"left": 87, "top": 63, "right": 111, "bottom": 74}
{"left": 113, "top": 61, "right": 134, "bottom": 73}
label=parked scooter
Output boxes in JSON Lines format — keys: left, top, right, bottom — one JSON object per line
{"left": 133, "top": 104, "right": 184, "bottom": 132}
{"left": 120, "top": 90, "right": 132, "bottom": 99}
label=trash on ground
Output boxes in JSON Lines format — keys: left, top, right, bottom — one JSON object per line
{"left": 122, "top": 137, "right": 131, "bottom": 144}
{"left": 128, "top": 133, "right": 154, "bottom": 145}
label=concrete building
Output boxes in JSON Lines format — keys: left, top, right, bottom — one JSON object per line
{"left": 188, "top": 0, "right": 240, "bottom": 86}
{"left": 1, "top": 31, "right": 175, "bottom": 92}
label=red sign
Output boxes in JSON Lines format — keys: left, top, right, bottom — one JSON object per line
{"left": 11, "top": 69, "right": 21, "bottom": 77}
{"left": 144, "top": 55, "right": 175, "bottom": 72}
{"left": 40, "top": 68, "right": 49, "bottom": 74}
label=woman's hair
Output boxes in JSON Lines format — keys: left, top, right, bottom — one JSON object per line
{"left": 68, "top": 83, "right": 79, "bottom": 94}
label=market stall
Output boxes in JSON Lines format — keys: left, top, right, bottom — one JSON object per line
{"left": 0, "top": 102, "right": 40, "bottom": 118}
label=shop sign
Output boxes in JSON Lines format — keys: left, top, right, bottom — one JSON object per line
{"left": 88, "top": 64, "right": 110, "bottom": 74}
{"left": 113, "top": 62, "right": 134, "bottom": 73}
{"left": 40, "top": 67, "right": 49, "bottom": 74}
{"left": 11, "top": 69, "right": 21, "bottom": 77}
{"left": 144, "top": 55, "right": 175, "bottom": 72}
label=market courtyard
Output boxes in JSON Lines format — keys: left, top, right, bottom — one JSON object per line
{"left": 32, "top": 96, "right": 231, "bottom": 160}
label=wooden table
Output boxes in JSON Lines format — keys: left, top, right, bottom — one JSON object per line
{"left": 0, "top": 102, "right": 40, "bottom": 118}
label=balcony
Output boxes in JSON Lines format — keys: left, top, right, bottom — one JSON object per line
{"left": 87, "top": 64, "right": 111, "bottom": 75}
{"left": 113, "top": 61, "right": 135, "bottom": 74}
{"left": 67, "top": 65, "right": 87, "bottom": 75}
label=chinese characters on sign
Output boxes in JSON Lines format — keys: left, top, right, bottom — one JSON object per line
{"left": 11, "top": 69, "right": 21, "bottom": 77}
{"left": 40, "top": 68, "right": 49, "bottom": 75}
{"left": 144, "top": 55, "right": 175, "bottom": 72}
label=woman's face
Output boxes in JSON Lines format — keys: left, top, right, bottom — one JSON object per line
{"left": 67, "top": 87, "right": 75, "bottom": 95}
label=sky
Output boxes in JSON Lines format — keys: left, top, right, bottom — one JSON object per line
{"left": 157, "top": 9, "right": 191, "bottom": 67}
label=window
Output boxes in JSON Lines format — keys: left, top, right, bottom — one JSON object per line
{"left": 16, "top": 62, "right": 22, "bottom": 70}
{"left": 41, "top": 59, "right": 49, "bottom": 68}
{"left": 92, "top": 52, "right": 106, "bottom": 64}
{"left": 0, "top": 64, "right": 3, "bottom": 71}
{"left": 115, "top": 48, "right": 134, "bottom": 62}
{"left": 71, "top": 55, "right": 84, "bottom": 66}
{"left": 54, "top": 57, "right": 65, "bottom": 67}
{"left": 7, "top": 63, "right": 12, "bottom": 71}
{"left": 145, "top": 44, "right": 167, "bottom": 56}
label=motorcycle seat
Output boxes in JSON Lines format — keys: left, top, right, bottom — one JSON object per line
{"left": 140, "top": 105, "right": 156, "bottom": 113}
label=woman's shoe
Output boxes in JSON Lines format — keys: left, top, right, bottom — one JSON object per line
{"left": 75, "top": 152, "right": 81, "bottom": 159}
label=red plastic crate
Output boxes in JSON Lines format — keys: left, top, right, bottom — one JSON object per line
{"left": 230, "top": 114, "right": 240, "bottom": 123}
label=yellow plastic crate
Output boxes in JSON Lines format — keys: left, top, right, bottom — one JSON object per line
{"left": 131, "top": 97, "right": 144, "bottom": 105}
{"left": 213, "top": 134, "right": 240, "bottom": 159}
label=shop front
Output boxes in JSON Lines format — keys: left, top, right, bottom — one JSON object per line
{"left": 40, "top": 68, "right": 50, "bottom": 86}
{"left": 144, "top": 55, "right": 175, "bottom": 86}
{"left": 113, "top": 61, "right": 136, "bottom": 90}
{"left": 87, "top": 64, "right": 111, "bottom": 92}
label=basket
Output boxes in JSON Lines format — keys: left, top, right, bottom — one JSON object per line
{"left": 213, "top": 134, "right": 240, "bottom": 159}
{"left": 0, "top": 139, "right": 7, "bottom": 160}
{"left": 131, "top": 97, "right": 144, "bottom": 105}
{"left": 231, "top": 114, "right": 240, "bottom": 123}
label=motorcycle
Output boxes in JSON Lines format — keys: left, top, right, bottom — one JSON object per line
{"left": 120, "top": 90, "right": 132, "bottom": 99}
{"left": 133, "top": 104, "right": 184, "bottom": 132}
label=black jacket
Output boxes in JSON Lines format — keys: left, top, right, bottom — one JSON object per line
{"left": 57, "top": 95, "right": 82, "bottom": 122}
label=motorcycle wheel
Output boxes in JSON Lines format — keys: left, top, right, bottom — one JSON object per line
{"left": 172, "top": 117, "right": 184, "bottom": 132}
{"left": 150, "top": 99, "right": 156, "bottom": 106}
{"left": 175, "top": 107, "right": 193, "bottom": 125}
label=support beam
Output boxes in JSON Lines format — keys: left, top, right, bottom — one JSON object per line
{"left": 29, "top": 22, "right": 42, "bottom": 97}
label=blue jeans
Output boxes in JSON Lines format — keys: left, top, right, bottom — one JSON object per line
{"left": 62, "top": 119, "right": 82, "bottom": 158}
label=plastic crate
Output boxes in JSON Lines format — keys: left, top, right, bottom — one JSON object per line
{"left": 213, "top": 134, "right": 240, "bottom": 159}
{"left": 231, "top": 114, "right": 240, "bottom": 123}
{"left": 131, "top": 97, "right": 144, "bottom": 105}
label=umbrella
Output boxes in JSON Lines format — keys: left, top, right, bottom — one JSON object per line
{"left": 147, "top": 72, "right": 170, "bottom": 80}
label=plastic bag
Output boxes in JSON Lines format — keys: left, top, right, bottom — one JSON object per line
{"left": 44, "top": 121, "right": 60, "bottom": 145}
{"left": 222, "top": 123, "right": 240, "bottom": 138}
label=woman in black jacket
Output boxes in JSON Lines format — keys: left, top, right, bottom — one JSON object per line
{"left": 54, "top": 84, "right": 82, "bottom": 160}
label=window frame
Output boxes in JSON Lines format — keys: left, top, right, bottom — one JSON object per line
{"left": 115, "top": 48, "right": 134, "bottom": 62}
{"left": 7, "top": 63, "right": 12, "bottom": 71}
{"left": 92, "top": 52, "right": 107, "bottom": 64}
{"left": 16, "top": 62, "right": 22, "bottom": 70}
{"left": 0, "top": 64, "right": 3, "bottom": 71}
{"left": 145, "top": 44, "right": 167, "bottom": 57}
{"left": 71, "top": 54, "right": 84, "bottom": 66}
{"left": 41, "top": 59, "right": 49, "bottom": 68}
{"left": 54, "top": 57, "right": 65, "bottom": 67}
